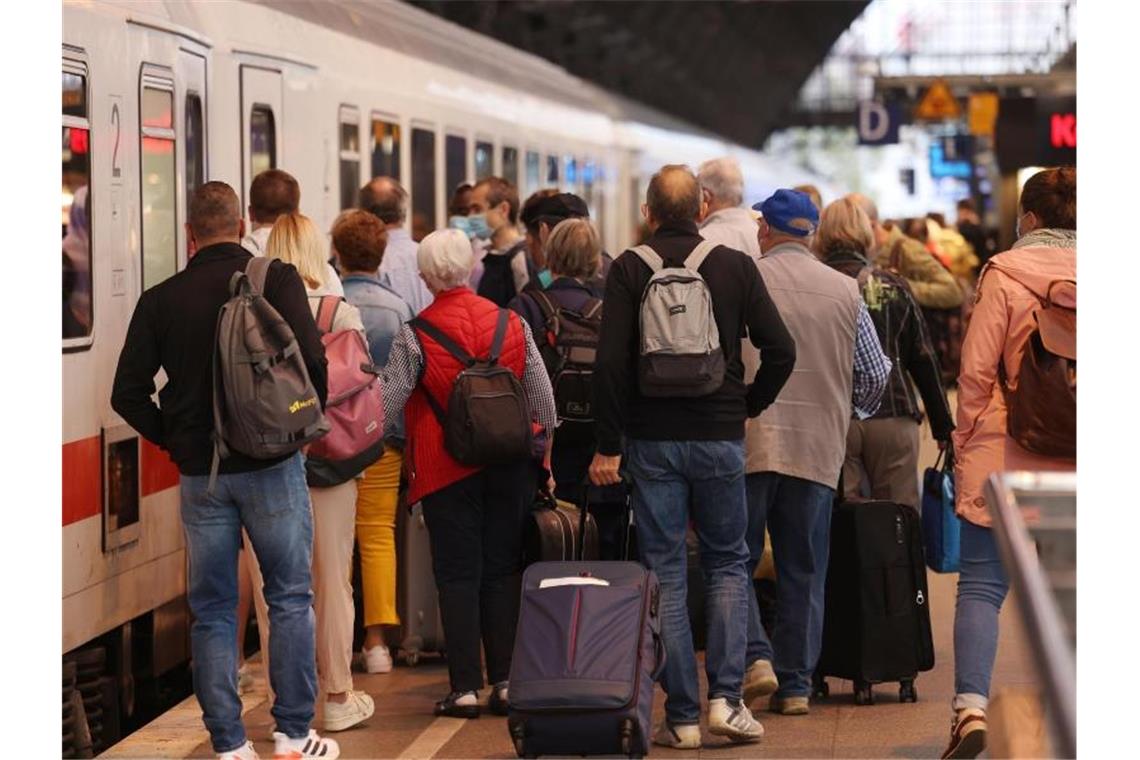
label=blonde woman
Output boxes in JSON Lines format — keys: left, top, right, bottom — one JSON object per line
{"left": 246, "top": 212, "right": 375, "bottom": 733}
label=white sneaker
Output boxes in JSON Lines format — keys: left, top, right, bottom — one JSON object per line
{"left": 323, "top": 690, "right": 375, "bottom": 732}
{"left": 273, "top": 729, "right": 341, "bottom": 759}
{"left": 362, "top": 644, "right": 393, "bottom": 674}
{"left": 708, "top": 697, "right": 764, "bottom": 743}
{"left": 742, "top": 659, "right": 778, "bottom": 707}
{"left": 652, "top": 721, "right": 701, "bottom": 749}
{"left": 218, "top": 740, "right": 260, "bottom": 760}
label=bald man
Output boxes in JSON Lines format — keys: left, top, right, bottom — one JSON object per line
{"left": 359, "top": 177, "right": 432, "bottom": 314}
{"left": 590, "top": 164, "right": 796, "bottom": 748}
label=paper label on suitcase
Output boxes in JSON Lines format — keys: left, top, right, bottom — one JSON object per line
{"left": 538, "top": 577, "right": 611, "bottom": 588}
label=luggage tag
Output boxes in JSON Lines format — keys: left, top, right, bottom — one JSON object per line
{"left": 538, "top": 577, "right": 611, "bottom": 589}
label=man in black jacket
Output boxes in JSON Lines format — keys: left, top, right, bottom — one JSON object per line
{"left": 589, "top": 165, "right": 796, "bottom": 748}
{"left": 111, "top": 182, "right": 338, "bottom": 759}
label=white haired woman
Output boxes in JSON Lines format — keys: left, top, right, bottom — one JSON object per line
{"left": 382, "top": 228, "right": 557, "bottom": 718}
{"left": 246, "top": 212, "right": 376, "bottom": 734}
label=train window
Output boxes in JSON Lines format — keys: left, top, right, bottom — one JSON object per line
{"left": 371, "top": 115, "right": 400, "bottom": 181}
{"left": 62, "top": 65, "right": 92, "bottom": 344}
{"left": 502, "top": 146, "right": 519, "bottom": 187}
{"left": 525, "top": 151, "right": 540, "bottom": 195}
{"left": 184, "top": 93, "right": 204, "bottom": 202}
{"left": 445, "top": 134, "right": 467, "bottom": 202}
{"left": 411, "top": 127, "right": 436, "bottom": 242}
{"left": 565, "top": 156, "right": 578, "bottom": 187}
{"left": 339, "top": 106, "right": 361, "bottom": 211}
{"left": 250, "top": 104, "right": 276, "bottom": 177}
{"left": 475, "top": 140, "right": 493, "bottom": 181}
{"left": 140, "top": 78, "right": 177, "bottom": 291}
{"left": 546, "top": 155, "right": 559, "bottom": 184}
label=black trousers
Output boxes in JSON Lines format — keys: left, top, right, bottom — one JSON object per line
{"left": 421, "top": 460, "right": 536, "bottom": 692}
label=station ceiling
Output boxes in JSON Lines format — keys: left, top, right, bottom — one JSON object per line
{"left": 406, "top": 0, "right": 869, "bottom": 147}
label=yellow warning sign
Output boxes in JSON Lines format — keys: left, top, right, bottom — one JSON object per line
{"left": 915, "top": 80, "right": 961, "bottom": 121}
{"left": 968, "top": 92, "right": 1000, "bottom": 136}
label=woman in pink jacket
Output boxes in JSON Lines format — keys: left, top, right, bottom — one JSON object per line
{"left": 942, "top": 167, "right": 1076, "bottom": 759}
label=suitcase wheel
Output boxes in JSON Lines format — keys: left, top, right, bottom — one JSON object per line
{"left": 853, "top": 681, "right": 874, "bottom": 706}
{"left": 898, "top": 680, "right": 917, "bottom": 703}
{"left": 510, "top": 722, "right": 534, "bottom": 758}
{"left": 811, "top": 673, "right": 829, "bottom": 700}
{"left": 403, "top": 650, "right": 420, "bottom": 667}
{"left": 619, "top": 717, "right": 639, "bottom": 758}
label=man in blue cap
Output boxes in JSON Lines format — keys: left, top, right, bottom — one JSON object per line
{"left": 738, "top": 189, "right": 891, "bottom": 716}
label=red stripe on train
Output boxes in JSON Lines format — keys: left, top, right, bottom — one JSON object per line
{"left": 62, "top": 435, "right": 181, "bottom": 526}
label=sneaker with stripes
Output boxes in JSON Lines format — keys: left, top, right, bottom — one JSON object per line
{"left": 272, "top": 729, "right": 340, "bottom": 759}
{"left": 707, "top": 697, "right": 764, "bottom": 743}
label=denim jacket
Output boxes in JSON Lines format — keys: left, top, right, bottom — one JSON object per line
{"left": 342, "top": 274, "right": 414, "bottom": 444}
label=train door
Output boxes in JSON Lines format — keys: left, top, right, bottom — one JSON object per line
{"left": 240, "top": 66, "right": 283, "bottom": 212}
{"left": 176, "top": 49, "right": 208, "bottom": 269}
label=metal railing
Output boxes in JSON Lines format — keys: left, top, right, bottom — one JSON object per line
{"left": 984, "top": 471, "right": 1076, "bottom": 759}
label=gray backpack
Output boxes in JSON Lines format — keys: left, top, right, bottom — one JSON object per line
{"left": 209, "top": 257, "right": 329, "bottom": 490}
{"left": 630, "top": 240, "right": 725, "bottom": 397}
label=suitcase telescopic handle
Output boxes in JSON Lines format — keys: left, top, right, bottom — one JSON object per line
{"left": 580, "top": 475, "right": 635, "bottom": 562}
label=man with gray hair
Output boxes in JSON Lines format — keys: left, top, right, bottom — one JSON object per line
{"left": 697, "top": 157, "right": 761, "bottom": 259}
{"left": 360, "top": 176, "right": 432, "bottom": 314}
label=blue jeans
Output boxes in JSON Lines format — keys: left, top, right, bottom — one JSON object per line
{"left": 180, "top": 453, "right": 317, "bottom": 753}
{"left": 744, "top": 472, "right": 834, "bottom": 698}
{"left": 952, "top": 520, "right": 1009, "bottom": 712}
{"left": 625, "top": 438, "right": 751, "bottom": 725}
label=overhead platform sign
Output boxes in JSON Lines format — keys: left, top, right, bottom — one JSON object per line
{"left": 915, "top": 80, "right": 961, "bottom": 121}
{"left": 857, "top": 100, "right": 901, "bottom": 145}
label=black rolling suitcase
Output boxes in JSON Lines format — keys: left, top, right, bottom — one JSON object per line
{"left": 507, "top": 561, "right": 663, "bottom": 758}
{"left": 523, "top": 488, "right": 600, "bottom": 565}
{"left": 814, "top": 499, "right": 934, "bottom": 705}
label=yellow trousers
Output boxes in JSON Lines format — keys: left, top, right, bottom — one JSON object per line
{"left": 355, "top": 446, "right": 402, "bottom": 628}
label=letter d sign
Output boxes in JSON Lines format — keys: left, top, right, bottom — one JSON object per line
{"left": 857, "top": 101, "right": 900, "bottom": 145}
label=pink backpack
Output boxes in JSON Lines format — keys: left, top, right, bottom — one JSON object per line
{"left": 305, "top": 296, "right": 386, "bottom": 487}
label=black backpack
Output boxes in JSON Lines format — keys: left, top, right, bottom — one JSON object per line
{"left": 478, "top": 241, "right": 534, "bottom": 307}
{"left": 412, "top": 309, "right": 534, "bottom": 466}
{"left": 529, "top": 289, "right": 603, "bottom": 424}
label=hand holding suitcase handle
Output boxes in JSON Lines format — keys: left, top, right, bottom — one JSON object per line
{"left": 580, "top": 475, "right": 636, "bottom": 562}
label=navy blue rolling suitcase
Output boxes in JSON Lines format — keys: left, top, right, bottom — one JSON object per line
{"left": 507, "top": 561, "right": 664, "bottom": 758}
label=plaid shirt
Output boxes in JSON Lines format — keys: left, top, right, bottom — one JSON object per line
{"left": 382, "top": 318, "right": 557, "bottom": 438}
{"left": 852, "top": 301, "right": 891, "bottom": 419}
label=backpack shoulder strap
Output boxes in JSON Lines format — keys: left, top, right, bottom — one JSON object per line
{"left": 580, "top": 296, "right": 603, "bottom": 321}
{"left": 683, "top": 239, "right": 718, "bottom": 272}
{"left": 488, "top": 308, "right": 511, "bottom": 364}
{"left": 245, "top": 256, "right": 272, "bottom": 296}
{"left": 630, "top": 244, "right": 663, "bottom": 273}
{"left": 530, "top": 289, "right": 560, "bottom": 340}
{"left": 315, "top": 295, "right": 341, "bottom": 334}
{"left": 410, "top": 316, "right": 475, "bottom": 366}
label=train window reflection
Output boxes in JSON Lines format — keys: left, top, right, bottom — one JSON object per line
{"left": 62, "top": 65, "right": 91, "bottom": 343}
{"left": 445, "top": 134, "right": 467, "bottom": 204}
{"left": 371, "top": 116, "right": 400, "bottom": 181}
{"left": 339, "top": 106, "right": 361, "bottom": 211}
{"left": 502, "top": 146, "right": 519, "bottom": 187}
{"left": 250, "top": 104, "right": 276, "bottom": 178}
{"left": 411, "top": 127, "right": 436, "bottom": 242}
{"left": 525, "top": 151, "right": 540, "bottom": 195}
{"left": 184, "top": 93, "right": 204, "bottom": 202}
{"left": 141, "top": 81, "right": 177, "bottom": 291}
{"left": 475, "top": 140, "right": 493, "bottom": 181}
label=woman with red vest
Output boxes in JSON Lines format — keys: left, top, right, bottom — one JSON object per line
{"left": 382, "top": 228, "right": 557, "bottom": 718}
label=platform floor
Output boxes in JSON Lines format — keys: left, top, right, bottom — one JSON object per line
{"left": 102, "top": 407, "right": 1039, "bottom": 759}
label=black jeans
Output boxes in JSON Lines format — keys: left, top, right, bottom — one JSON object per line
{"left": 552, "top": 440, "right": 632, "bottom": 562}
{"left": 421, "top": 460, "right": 536, "bottom": 692}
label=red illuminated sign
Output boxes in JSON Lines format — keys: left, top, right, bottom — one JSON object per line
{"left": 1050, "top": 113, "right": 1076, "bottom": 149}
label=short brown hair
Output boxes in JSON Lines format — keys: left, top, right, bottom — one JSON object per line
{"left": 249, "top": 169, "right": 300, "bottom": 224}
{"left": 794, "top": 184, "right": 823, "bottom": 213}
{"left": 189, "top": 181, "right": 241, "bottom": 241}
{"left": 1021, "top": 166, "right": 1076, "bottom": 230}
{"left": 545, "top": 218, "right": 601, "bottom": 279}
{"left": 474, "top": 176, "right": 519, "bottom": 224}
{"left": 358, "top": 177, "right": 408, "bottom": 225}
{"left": 332, "top": 210, "right": 388, "bottom": 273}
{"left": 817, "top": 197, "right": 874, "bottom": 257}
{"left": 647, "top": 164, "right": 701, "bottom": 226}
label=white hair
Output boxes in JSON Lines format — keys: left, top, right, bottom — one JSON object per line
{"left": 697, "top": 157, "right": 744, "bottom": 207}
{"left": 417, "top": 228, "right": 474, "bottom": 291}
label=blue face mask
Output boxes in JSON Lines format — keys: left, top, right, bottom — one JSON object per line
{"left": 466, "top": 213, "right": 492, "bottom": 240}
{"left": 537, "top": 269, "right": 553, "bottom": 288}
{"left": 448, "top": 215, "right": 472, "bottom": 237}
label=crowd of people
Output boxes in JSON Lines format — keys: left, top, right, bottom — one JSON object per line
{"left": 109, "top": 158, "right": 1075, "bottom": 760}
